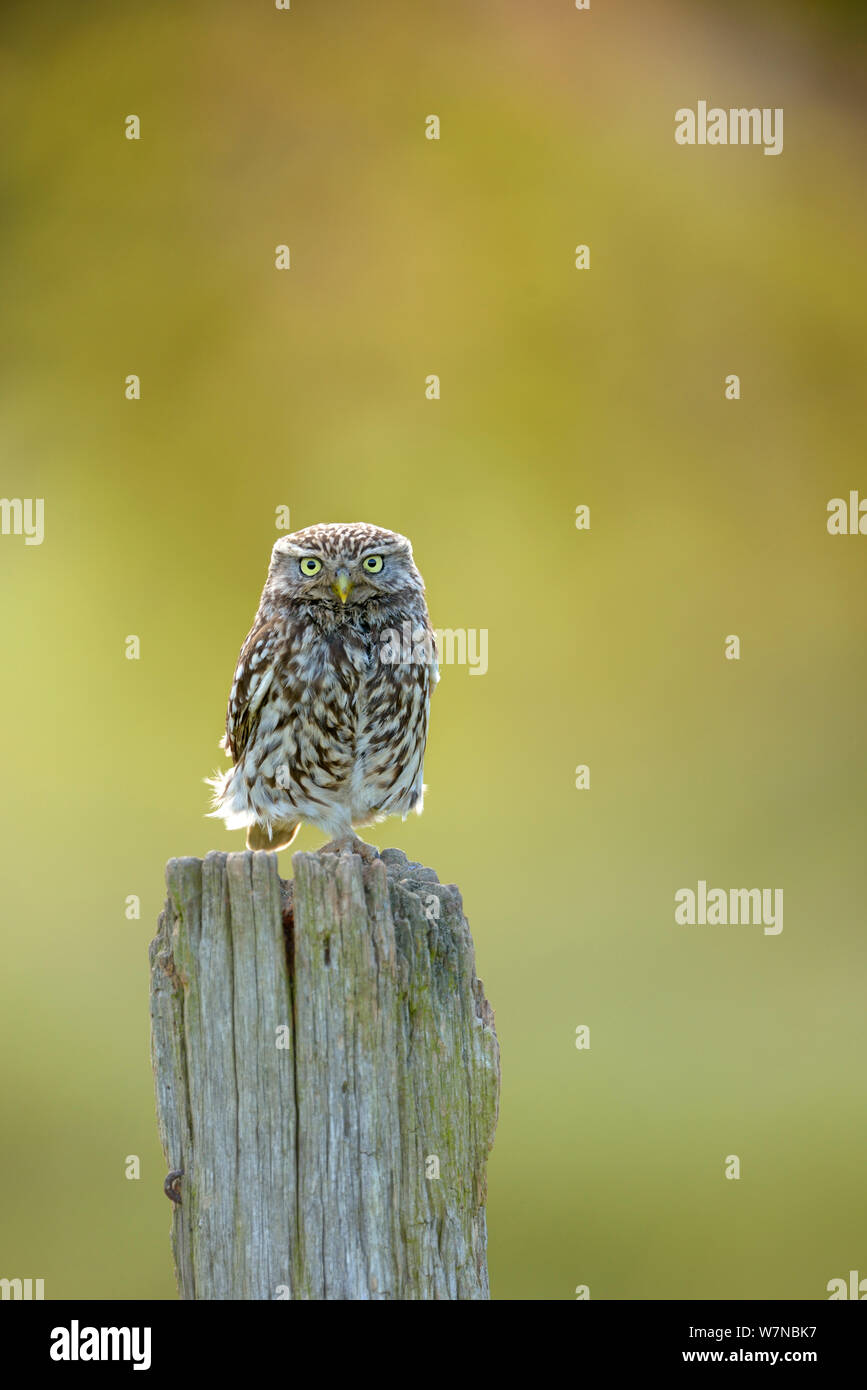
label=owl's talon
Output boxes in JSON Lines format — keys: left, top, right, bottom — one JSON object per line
{"left": 319, "top": 835, "right": 380, "bottom": 863}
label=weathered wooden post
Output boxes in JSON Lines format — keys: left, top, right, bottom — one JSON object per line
{"left": 149, "top": 845, "right": 500, "bottom": 1300}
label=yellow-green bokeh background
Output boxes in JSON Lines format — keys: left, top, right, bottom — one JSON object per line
{"left": 2, "top": 0, "right": 865, "bottom": 1299}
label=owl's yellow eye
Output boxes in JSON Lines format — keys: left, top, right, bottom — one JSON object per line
{"left": 362, "top": 555, "right": 384, "bottom": 573}
{"left": 299, "top": 557, "right": 322, "bottom": 576}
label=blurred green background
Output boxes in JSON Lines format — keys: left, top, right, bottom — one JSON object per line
{"left": 1, "top": 0, "right": 865, "bottom": 1300}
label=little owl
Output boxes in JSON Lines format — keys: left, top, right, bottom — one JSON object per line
{"left": 209, "top": 522, "right": 438, "bottom": 851}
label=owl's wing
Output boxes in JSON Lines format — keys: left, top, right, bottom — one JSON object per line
{"left": 222, "top": 619, "right": 283, "bottom": 764}
{"left": 428, "top": 625, "right": 440, "bottom": 691}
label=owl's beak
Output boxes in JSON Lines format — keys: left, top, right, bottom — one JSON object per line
{"left": 331, "top": 568, "right": 353, "bottom": 604}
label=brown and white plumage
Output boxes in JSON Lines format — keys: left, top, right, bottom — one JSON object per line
{"left": 209, "top": 522, "right": 438, "bottom": 851}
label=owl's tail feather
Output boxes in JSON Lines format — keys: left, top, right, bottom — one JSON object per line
{"left": 246, "top": 819, "right": 301, "bottom": 853}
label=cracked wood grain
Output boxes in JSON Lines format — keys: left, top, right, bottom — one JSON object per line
{"left": 149, "top": 846, "right": 500, "bottom": 1300}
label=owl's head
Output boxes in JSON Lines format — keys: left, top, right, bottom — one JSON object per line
{"left": 265, "top": 522, "right": 424, "bottom": 612}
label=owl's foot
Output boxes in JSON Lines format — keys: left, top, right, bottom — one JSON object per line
{"left": 246, "top": 819, "right": 301, "bottom": 852}
{"left": 319, "top": 834, "right": 380, "bottom": 863}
